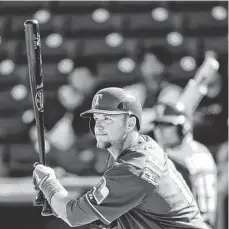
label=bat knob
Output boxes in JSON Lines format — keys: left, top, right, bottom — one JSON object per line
{"left": 41, "top": 201, "right": 54, "bottom": 217}
{"left": 41, "top": 209, "right": 53, "bottom": 216}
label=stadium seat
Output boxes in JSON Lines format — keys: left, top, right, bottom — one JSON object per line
{"left": 68, "top": 13, "right": 124, "bottom": 37}
{"left": 7, "top": 143, "right": 53, "bottom": 177}
{"left": 124, "top": 13, "right": 173, "bottom": 36}
{"left": 204, "top": 36, "right": 228, "bottom": 56}
{"left": 167, "top": 37, "right": 200, "bottom": 61}
{"left": 10, "top": 65, "right": 30, "bottom": 84}
{"left": 0, "top": 40, "right": 20, "bottom": 61}
{"left": 43, "top": 64, "right": 67, "bottom": 82}
{"left": 186, "top": 11, "right": 228, "bottom": 36}
{"left": 0, "top": 63, "right": 32, "bottom": 90}
{"left": 112, "top": 1, "right": 165, "bottom": 13}
{"left": 166, "top": 59, "right": 197, "bottom": 84}
{"left": 142, "top": 37, "right": 172, "bottom": 65}
{"left": 0, "top": 17, "right": 9, "bottom": 39}
{"left": 143, "top": 36, "right": 200, "bottom": 65}
{"left": 55, "top": 1, "right": 108, "bottom": 13}
{"left": 0, "top": 71, "right": 20, "bottom": 89}
{"left": 0, "top": 1, "right": 50, "bottom": 15}
{"left": 9, "top": 16, "right": 32, "bottom": 39}
{"left": 62, "top": 39, "right": 83, "bottom": 59}
{"left": 97, "top": 61, "right": 141, "bottom": 86}
{"left": 0, "top": 116, "right": 30, "bottom": 143}
{"left": 83, "top": 38, "right": 122, "bottom": 59}
{"left": 82, "top": 37, "right": 140, "bottom": 61}
{"left": 38, "top": 15, "right": 70, "bottom": 36}
{"left": 13, "top": 64, "right": 68, "bottom": 89}
{"left": 10, "top": 64, "right": 69, "bottom": 91}
{"left": 169, "top": 1, "right": 223, "bottom": 12}
{"left": 0, "top": 89, "right": 32, "bottom": 114}
{"left": 143, "top": 37, "right": 168, "bottom": 50}
{"left": 20, "top": 38, "right": 82, "bottom": 63}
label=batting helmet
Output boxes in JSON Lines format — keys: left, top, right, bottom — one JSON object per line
{"left": 80, "top": 87, "right": 142, "bottom": 134}
{"left": 154, "top": 103, "right": 192, "bottom": 137}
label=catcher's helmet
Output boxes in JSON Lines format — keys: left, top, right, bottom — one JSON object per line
{"left": 80, "top": 87, "right": 142, "bottom": 134}
{"left": 154, "top": 103, "right": 192, "bottom": 137}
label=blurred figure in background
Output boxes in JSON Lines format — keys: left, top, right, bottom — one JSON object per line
{"left": 140, "top": 84, "right": 183, "bottom": 136}
{"left": 153, "top": 103, "right": 217, "bottom": 228}
{"left": 140, "top": 52, "right": 166, "bottom": 107}
{"left": 190, "top": 52, "right": 228, "bottom": 148}
{"left": 70, "top": 66, "right": 99, "bottom": 137}
{"left": 125, "top": 52, "right": 167, "bottom": 109}
{"left": 125, "top": 52, "right": 173, "bottom": 135}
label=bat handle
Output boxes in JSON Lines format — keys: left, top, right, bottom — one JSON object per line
{"left": 33, "top": 162, "right": 53, "bottom": 215}
{"left": 41, "top": 198, "right": 53, "bottom": 216}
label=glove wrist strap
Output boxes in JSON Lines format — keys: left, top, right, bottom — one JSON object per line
{"left": 40, "top": 175, "right": 66, "bottom": 204}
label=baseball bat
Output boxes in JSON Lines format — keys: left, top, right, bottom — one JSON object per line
{"left": 24, "top": 19, "right": 53, "bottom": 216}
{"left": 176, "top": 56, "right": 219, "bottom": 115}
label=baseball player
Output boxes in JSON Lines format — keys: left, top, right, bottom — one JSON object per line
{"left": 153, "top": 103, "right": 217, "bottom": 228}
{"left": 33, "top": 87, "right": 210, "bottom": 229}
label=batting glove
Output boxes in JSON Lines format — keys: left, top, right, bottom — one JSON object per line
{"left": 33, "top": 163, "right": 56, "bottom": 190}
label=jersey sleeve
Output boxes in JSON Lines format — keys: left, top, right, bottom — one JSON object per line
{"left": 78, "top": 164, "right": 148, "bottom": 225}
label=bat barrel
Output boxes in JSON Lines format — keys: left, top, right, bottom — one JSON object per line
{"left": 24, "top": 19, "right": 43, "bottom": 86}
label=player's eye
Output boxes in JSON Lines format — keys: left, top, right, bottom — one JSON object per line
{"left": 105, "top": 116, "right": 113, "bottom": 122}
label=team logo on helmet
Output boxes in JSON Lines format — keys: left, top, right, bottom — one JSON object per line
{"left": 92, "top": 94, "right": 103, "bottom": 108}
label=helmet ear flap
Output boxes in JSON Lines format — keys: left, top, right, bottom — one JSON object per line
{"left": 89, "top": 118, "right": 95, "bottom": 135}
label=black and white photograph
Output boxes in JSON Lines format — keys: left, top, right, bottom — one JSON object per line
{"left": 0, "top": 1, "right": 227, "bottom": 229}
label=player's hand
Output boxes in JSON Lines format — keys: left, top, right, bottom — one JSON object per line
{"left": 32, "top": 172, "right": 40, "bottom": 191}
{"left": 33, "top": 163, "right": 56, "bottom": 189}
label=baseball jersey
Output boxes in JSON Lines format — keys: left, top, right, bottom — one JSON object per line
{"left": 166, "top": 139, "right": 217, "bottom": 227}
{"left": 66, "top": 135, "right": 209, "bottom": 229}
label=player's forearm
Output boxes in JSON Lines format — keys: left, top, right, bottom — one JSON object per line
{"left": 41, "top": 176, "right": 97, "bottom": 227}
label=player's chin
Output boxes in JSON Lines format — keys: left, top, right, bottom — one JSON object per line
{"left": 96, "top": 141, "right": 111, "bottom": 149}
{"left": 96, "top": 140, "right": 106, "bottom": 149}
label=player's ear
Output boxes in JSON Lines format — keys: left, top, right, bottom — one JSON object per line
{"left": 127, "top": 116, "right": 136, "bottom": 131}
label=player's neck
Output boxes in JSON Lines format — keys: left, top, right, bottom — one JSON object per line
{"left": 108, "top": 131, "right": 140, "bottom": 160}
{"left": 184, "top": 133, "right": 193, "bottom": 143}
